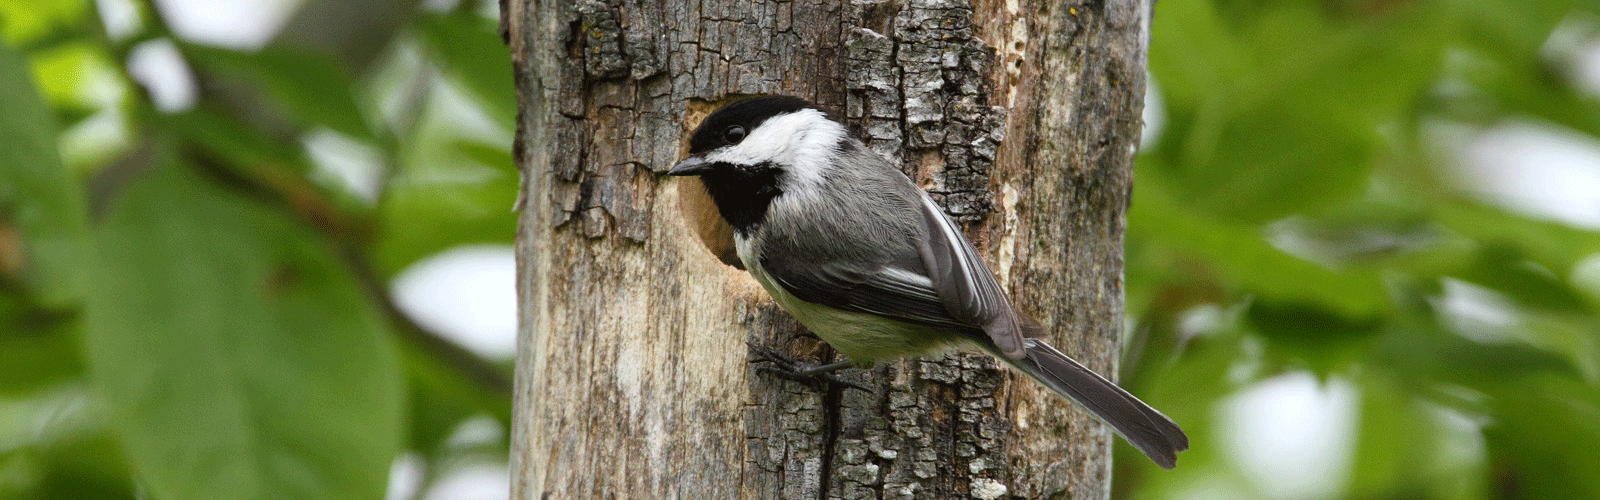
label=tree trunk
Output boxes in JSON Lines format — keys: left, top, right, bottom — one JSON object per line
{"left": 505, "top": 0, "right": 1150, "bottom": 497}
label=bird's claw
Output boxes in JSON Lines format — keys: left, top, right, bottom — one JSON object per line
{"left": 746, "top": 342, "right": 870, "bottom": 392}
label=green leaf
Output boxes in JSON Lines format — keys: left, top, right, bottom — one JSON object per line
{"left": 1514, "top": 310, "right": 1600, "bottom": 382}
{"left": 0, "top": 313, "right": 81, "bottom": 397}
{"left": 161, "top": 108, "right": 314, "bottom": 176}
{"left": 0, "top": 394, "right": 137, "bottom": 500}
{"left": 25, "top": 41, "right": 120, "bottom": 112}
{"left": 1148, "top": 0, "right": 1450, "bottom": 222}
{"left": 1435, "top": 200, "right": 1600, "bottom": 279}
{"left": 1344, "top": 372, "right": 1434, "bottom": 499}
{"left": 0, "top": 41, "right": 86, "bottom": 308}
{"left": 1452, "top": 0, "right": 1577, "bottom": 60}
{"left": 1246, "top": 300, "right": 1379, "bottom": 374}
{"left": 0, "top": 0, "right": 89, "bottom": 45}
{"left": 186, "top": 45, "right": 373, "bottom": 141}
{"left": 402, "top": 345, "right": 510, "bottom": 454}
{"left": 372, "top": 141, "right": 516, "bottom": 275}
{"left": 416, "top": 12, "right": 516, "bottom": 129}
{"left": 1128, "top": 172, "right": 1389, "bottom": 316}
{"left": 1152, "top": 103, "right": 1378, "bottom": 221}
{"left": 82, "top": 162, "right": 402, "bottom": 500}
{"left": 452, "top": 139, "right": 516, "bottom": 175}
{"left": 1370, "top": 318, "right": 1578, "bottom": 388}
{"left": 1451, "top": 243, "right": 1591, "bottom": 314}
{"left": 1483, "top": 375, "right": 1600, "bottom": 500}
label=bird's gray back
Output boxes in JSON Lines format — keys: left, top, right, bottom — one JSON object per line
{"left": 757, "top": 142, "right": 926, "bottom": 271}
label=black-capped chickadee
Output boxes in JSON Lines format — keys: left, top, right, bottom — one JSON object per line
{"left": 669, "top": 95, "right": 1188, "bottom": 468}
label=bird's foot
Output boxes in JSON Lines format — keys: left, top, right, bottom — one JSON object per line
{"left": 747, "top": 342, "right": 869, "bottom": 392}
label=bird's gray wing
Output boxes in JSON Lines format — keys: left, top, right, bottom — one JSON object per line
{"left": 912, "top": 193, "right": 1027, "bottom": 360}
{"left": 763, "top": 252, "right": 972, "bottom": 331}
{"left": 757, "top": 191, "right": 1027, "bottom": 360}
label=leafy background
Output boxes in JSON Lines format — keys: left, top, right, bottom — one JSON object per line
{"left": 1, "top": 0, "right": 513, "bottom": 499}
{"left": 1, "top": 0, "right": 1598, "bottom": 499}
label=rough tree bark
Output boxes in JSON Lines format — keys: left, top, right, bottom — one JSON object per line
{"left": 505, "top": 0, "right": 1151, "bottom": 498}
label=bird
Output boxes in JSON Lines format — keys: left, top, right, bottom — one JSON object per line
{"left": 668, "top": 95, "right": 1189, "bottom": 468}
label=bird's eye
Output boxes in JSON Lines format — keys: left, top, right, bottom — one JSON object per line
{"left": 723, "top": 125, "right": 746, "bottom": 144}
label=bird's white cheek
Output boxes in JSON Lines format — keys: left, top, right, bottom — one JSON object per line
{"left": 706, "top": 142, "right": 780, "bottom": 168}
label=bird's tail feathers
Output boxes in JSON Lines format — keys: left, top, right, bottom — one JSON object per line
{"left": 1004, "top": 338, "right": 1189, "bottom": 469}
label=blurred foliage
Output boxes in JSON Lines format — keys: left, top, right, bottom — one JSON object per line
{"left": 1120, "top": 0, "right": 1600, "bottom": 499}
{"left": 3, "top": 0, "right": 1600, "bottom": 498}
{"left": 0, "top": 0, "right": 514, "bottom": 499}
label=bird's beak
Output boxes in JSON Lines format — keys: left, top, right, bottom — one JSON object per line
{"left": 668, "top": 156, "right": 714, "bottom": 176}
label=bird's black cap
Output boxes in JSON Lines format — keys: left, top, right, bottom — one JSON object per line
{"left": 687, "top": 95, "right": 830, "bottom": 155}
